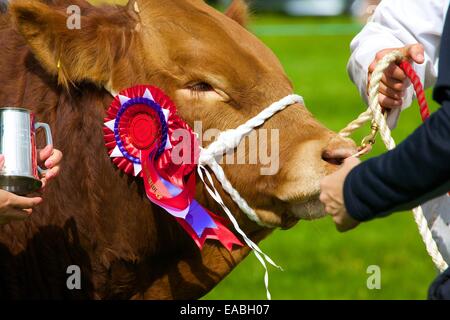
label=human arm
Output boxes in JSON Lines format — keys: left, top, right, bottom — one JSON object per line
{"left": 347, "top": 0, "right": 446, "bottom": 127}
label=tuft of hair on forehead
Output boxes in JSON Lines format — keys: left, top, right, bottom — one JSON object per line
{"left": 225, "top": 0, "right": 249, "bottom": 27}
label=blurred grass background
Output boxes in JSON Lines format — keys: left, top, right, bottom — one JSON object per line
{"left": 91, "top": 1, "right": 439, "bottom": 299}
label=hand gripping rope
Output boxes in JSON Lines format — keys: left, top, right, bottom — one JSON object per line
{"left": 339, "top": 50, "right": 448, "bottom": 273}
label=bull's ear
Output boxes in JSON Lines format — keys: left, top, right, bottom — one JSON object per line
{"left": 10, "top": 0, "right": 138, "bottom": 88}
{"left": 225, "top": 0, "right": 249, "bottom": 27}
{"left": 10, "top": 0, "right": 66, "bottom": 79}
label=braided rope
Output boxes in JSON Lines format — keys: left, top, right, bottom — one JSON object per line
{"left": 198, "top": 155, "right": 272, "bottom": 227}
{"left": 413, "top": 206, "right": 448, "bottom": 271}
{"left": 199, "top": 94, "right": 304, "bottom": 227}
{"left": 339, "top": 109, "right": 373, "bottom": 139}
{"left": 203, "top": 95, "right": 304, "bottom": 158}
{"left": 400, "top": 61, "right": 431, "bottom": 121}
{"left": 339, "top": 50, "right": 448, "bottom": 272}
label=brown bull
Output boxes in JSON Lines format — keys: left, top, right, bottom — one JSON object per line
{"left": 0, "top": 0, "right": 356, "bottom": 299}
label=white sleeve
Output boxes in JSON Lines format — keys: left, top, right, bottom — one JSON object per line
{"left": 347, "top": 0, "right": 448, "bottom": 128}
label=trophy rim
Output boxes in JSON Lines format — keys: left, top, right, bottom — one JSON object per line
{"left": 0, "top": 107, "right": 31, "bottom": 114}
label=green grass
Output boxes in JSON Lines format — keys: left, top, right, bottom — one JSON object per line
{"left": 204, "top": 15, "right": 439, "bottom": 300}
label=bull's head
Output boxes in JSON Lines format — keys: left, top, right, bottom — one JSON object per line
{"left": 10, "top": 0, "right": 356, "bottom": 231}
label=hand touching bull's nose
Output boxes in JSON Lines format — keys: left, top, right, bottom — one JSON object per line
{"left": 37, "top": 145, "right": 63, "bottom": 188}
{"left": 319, "top": 157, "right": 361, "bottom": 232}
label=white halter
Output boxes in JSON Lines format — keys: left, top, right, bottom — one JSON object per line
{"left": 106, "top": 85, "right": 303, "bottom": 299}
{"left": 198, "top": 94, "right": 303, "bottom": 224}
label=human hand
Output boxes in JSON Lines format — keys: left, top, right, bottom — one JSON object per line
{"left": 319, "top": 157, "right": 361, "bottom": 232}
{"left": 0, "top": 155, "right": 42, "bottom": 225}
{"left": 368, "top": 43, "right": 424, "bottom": 109}
{"left": 37, "top": 145, "right": 63, "bottom": 188}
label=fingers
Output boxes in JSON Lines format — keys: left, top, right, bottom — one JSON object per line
{"left": 0, "top": 190, "right": 42, "bottom": 225}
{"left": 327, "top": 209, "right": 360, "bottom": 233}
{"left": 385, "top": 63, "right": 407, "bottom": 81}
{"left": 39, "top": 165, "right": 61, "bottom": 188}
{"left": 38, "top": 145, "right": 63, "bottom": 168}
{"left": 369, "top": 61, "right": 407, "bottom": 82}
{"left": 37, "top": 145, "right": 53, "bottom": 165}
{"left": 343, "top": 157, "right": 361, "bottom": 167}
{"left": 378, "top": 81, "right": 404, "bottom": 100}
{"left": 44, "top": 148, "right": 62, "bottom": 170}
{"left": 40, "top": 178, "right": 47, "bottom": 190}
{"left": 380, "top": 73, "right": 406, "bottom": 91}
{"left": 37, "top": 147, "right": 62, "bottom": 184}
{"left": 7, "top": 193, "right": 42, "bottom": 210}
{"left": 324, "top": 205, "right": 359, "bottom": 233}
{"left": 375, "top": 76, "right": 406, "bottom": 109}
{"left": 378, "top": 76, "right": 406, "bottom": 109}
{"left": 403, "top": 43, "right": 425, "bottom": 64}
{"left": 378, "top": 93, "right": 402, "bottom": 109}
{"left": 368, "top": 64, "right": 406, "bottom": 109}
{"left": 368, "top": 44, "right": 425, "bottom": 109}
{"left": 372, "top": 48, "right": 393, "bottom": 67}
{"left": 41, "top": 165, "right": 61, "bottom": 181}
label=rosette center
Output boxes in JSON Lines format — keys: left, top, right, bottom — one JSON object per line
{"left": 130, "top": 113, "right": 159, "bottom": 150}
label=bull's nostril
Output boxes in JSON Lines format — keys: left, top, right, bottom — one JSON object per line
{"left": 322, "top": 152, "right": 344, "bottom": 165}
{"left": 322, "top": 148, "right": 354, "bottom": 166}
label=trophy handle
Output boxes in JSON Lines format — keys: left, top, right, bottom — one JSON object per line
{"left": 34, "top": 122, "right": 53, "bottom": 174}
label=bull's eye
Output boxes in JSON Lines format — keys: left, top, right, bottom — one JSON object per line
{"left": 180, "top": 81, "right": 230, "bottom": 102}
{"left": 189, "top": 82, "right": 214, "bottom": 92}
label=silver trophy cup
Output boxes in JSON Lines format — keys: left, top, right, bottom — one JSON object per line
{"left": 0, "top": 108, "right": 53, "bottom": 195}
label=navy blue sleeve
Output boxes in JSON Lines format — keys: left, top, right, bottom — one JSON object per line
{"left": 343, "top": 101, "right": 450, "bottom": 222}
{"left": 429, "top": 267, "right": 450, "bottom": 300}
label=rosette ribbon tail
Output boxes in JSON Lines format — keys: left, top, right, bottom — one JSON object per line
{"left": 141, "top": 150, "right": 243, "bottom": 252}
{"left": 177, "top": 202, "right": 243, "bottom": 251}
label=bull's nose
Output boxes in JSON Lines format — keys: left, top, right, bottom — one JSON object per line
{"left": 321, "top": 136, "right": 358, "bottom": 165}
{"left": 322, "top": 148, "right": 354, "bottom": 165}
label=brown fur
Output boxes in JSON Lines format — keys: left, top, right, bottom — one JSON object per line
{"left": 0, "top": 0, "right": 355, "bottom": 299}
{"left": 225, "top": 0, "right": 249, "bottom": 26}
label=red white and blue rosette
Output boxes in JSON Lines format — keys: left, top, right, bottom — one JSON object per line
{"left": 103, "top": 85, "right": 242, "bottom": 251}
